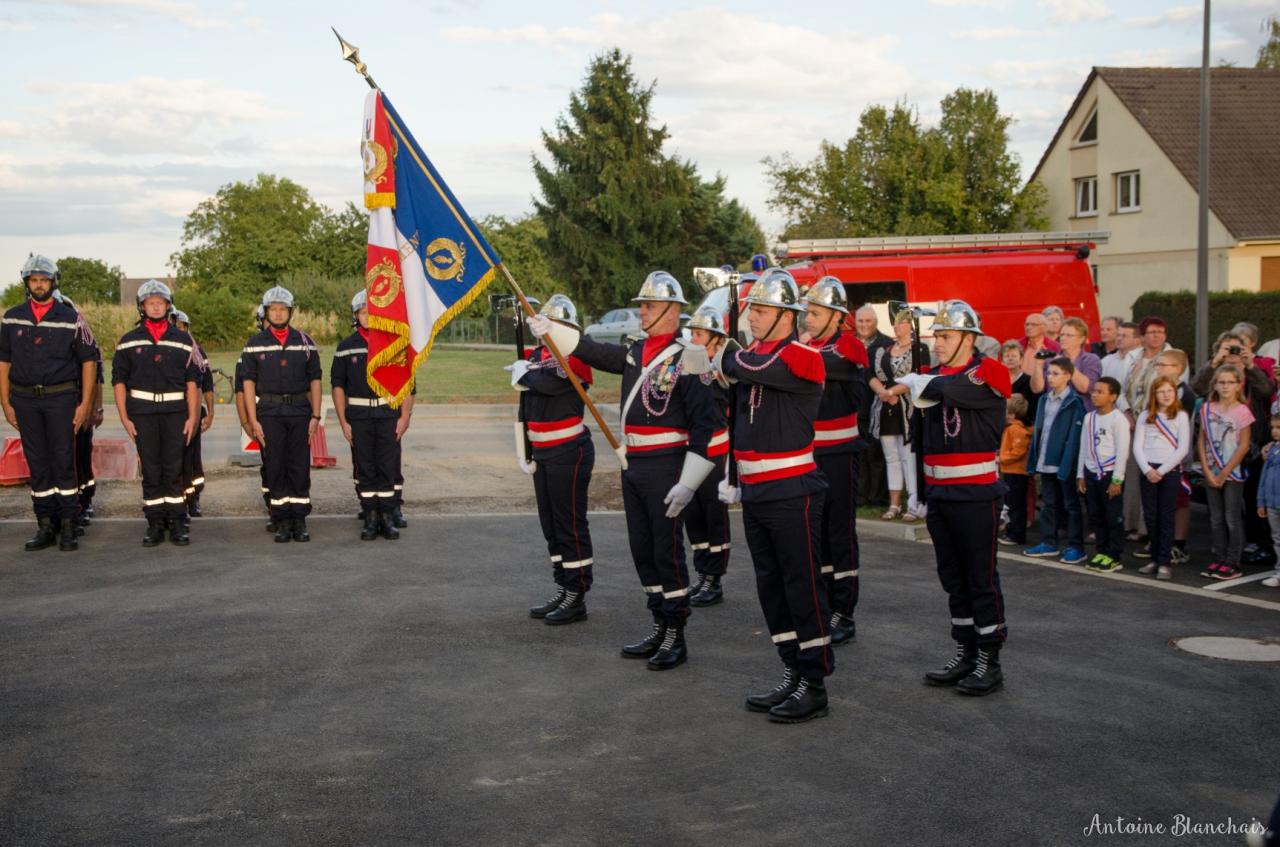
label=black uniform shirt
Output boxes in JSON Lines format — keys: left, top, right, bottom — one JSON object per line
{"left": 918, "top": 354, "right": 1011, "bottom": 502}
{"left": 0, "top": 300, "right": 97, "bottom": 387}
{"left": 574, "top": 334, "right": 718, "bottom": 462}
{"left": 813, "top": 330, "right": 868, "bottom": 456}
{"left": 241, "top": 327, "right": 322, "bottom": 417}
{"left": 331, "top": 330, "right": 399, "bottom": 420}
{"left": 111, "top": 321, "right": 200, "bottom": 416}
{"left": 720, "top": 334, "right": 828, "bottom": 503}
{"left": 517, "top": 345, "right": 593, "bottom": 460}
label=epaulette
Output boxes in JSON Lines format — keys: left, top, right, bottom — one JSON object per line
{"left": 974, "top": 356, "right": 1012, "bottom": 398}
{"left": 778, "top": 341, "right": 826, "bottom": 384}
{"left": 834, "top": 333, "right": 868, "bottom": 367}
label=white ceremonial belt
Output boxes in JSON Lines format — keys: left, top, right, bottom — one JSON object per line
{"left": 130, "top": 389, "right": 184, "bottom": 402}
{"left": 624, "top": 430, "right": 689, "bottom": 447}
{"left": 346, "top": 397, "right": 389, "bottom": 407}
{"left": 924, "top": 460, "right": 998, "bottom": 479}
{"left": 813, "top": 425, "right": 859, "bottom": 443}
{"left": 528, "top": 422, "right": 585, "bottom": 443}
{"left": 737, "top": 452, "right": 814, "bottom": 476}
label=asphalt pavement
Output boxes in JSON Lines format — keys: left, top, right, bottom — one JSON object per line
{"left": 2, "top": 513, "right": 1277, "bottom": 846}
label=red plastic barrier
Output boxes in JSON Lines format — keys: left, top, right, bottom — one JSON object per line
{"left": 92, "top": 437, "right": 139, "bottom": 481}
{"left": 0, "top": 437, "right": 30, "bottom": 486}
{"left": 310, "top": 422, "right": 337, "bottom": 468}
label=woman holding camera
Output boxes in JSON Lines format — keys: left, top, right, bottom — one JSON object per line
{"left": 1027, "top": 317, "right": 1102, "bottom": 411}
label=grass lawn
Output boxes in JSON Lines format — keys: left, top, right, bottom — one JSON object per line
{"left": 103, "top": 346, "right": 622, "bottom": 407}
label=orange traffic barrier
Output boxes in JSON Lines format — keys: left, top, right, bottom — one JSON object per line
{"left": 92, "top": 438, "right": 139, "bottom": 481}
{"left": 310, "top": 421, "right": 337, "bottom": 468}
{"left": 0, "top": 437, "right": 30, "bottom": 486}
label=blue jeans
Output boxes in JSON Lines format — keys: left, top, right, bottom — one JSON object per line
{"left": 1039, "top": 472, "right": 1083, "bottom": 550}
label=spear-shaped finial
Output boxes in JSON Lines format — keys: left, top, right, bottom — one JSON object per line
{"left": 332, "top": 27, "right": 378, "bottom": 89}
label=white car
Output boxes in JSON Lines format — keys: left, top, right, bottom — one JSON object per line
{"left": 583, "top": 308, "right": 643, "bottom": 344}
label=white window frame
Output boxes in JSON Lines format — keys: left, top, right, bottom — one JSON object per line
{"left": 1075, "top": 176, "right": 1098, "bottom": 218}
{"left": 1116, "top": 171, "right": 1141, "bottom": 213}
{"left": 1074, "top": 105, "right": 1098, "bottom": 147}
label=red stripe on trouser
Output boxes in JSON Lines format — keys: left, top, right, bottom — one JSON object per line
{"left": 571, "top": 444, "right": 587, "bottom": 593}
{"left": 803, "top": 495, "right": 831, "bottom": 676}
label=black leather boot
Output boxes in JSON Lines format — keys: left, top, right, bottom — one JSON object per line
{"left": 291, "top": 518, "right": 310, "bottom": 543}
{"left": 529, "top": 588, "right": 566, "bottom": 619}
{"left": 768, "top": 677, "right": 829, "bottom": 723}
{"left": 647, "top": 622, "right": 687, "bottom": 671}
{"left": 544, "top": 591, "right": 587, "bottom": 625}
{"left": 273, "top": 518, "right": 292, "bottom": 543}
{"left": 621, "top": 621, "right": 666, "bottom": 659}
{"left": 830, "top": 612, "right": 857, "bottom": 645}
{"left": 690, "top": 574, "right": 724, "bottom": 607}
{"left": 746, "top": 665, "right": 798, "bottom": 712}
{"left": 360, "top": 511, "right": 379, "bottom": 541}
{"left": 58, "top": 517, "right": 79, "bottom": 551}
{"left": 142, "top": 517, "right": 165, "bottom": 548}
{"left": 169, "top": 518, "right": 190, "bottom": 546}
{"left": 186, "top": 497, "right": 202, "bottom": 518}
{"left": 378, "top": 512, "right": 399, "bottom": 540}
{"left": 24, "top": 518, "right": 56, "bottom": 552}
{"left": 923, "top": 642, "right": 979, "bottom": 687}
{"left": 955, "top": 646, "right": 1003, "bottom": 697}
{"left": 687, "top": 573, "right": 708, "bottom": 601}
{"left": 390, "top": 506, "right": 408, "bottom": 528}
{"left": 73, "top": 514, "right": 87, "bottom": 536}
{"left": 265, "top": 519, "right": 277, "bottom": 534}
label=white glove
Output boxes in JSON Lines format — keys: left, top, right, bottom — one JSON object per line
{"left": 518, "top": 458, "right": 537, "bottom": 475}
{"left": 526, "top": 314, "right": 553, "bottom": 338}
{"left": 897, "top": 373, "right": 939, "bottom": 409}
{"left": 717, "top": 479, "right": 741, "bottom": 504}
{"left": 505, "top": 360, "right": 531, "bottom": 389}
{"left": 681, "top": 343, "right": 711, "bottom": 375}
{"left": 663, "top": 483, "right": 695, "bottom": 518}
{"left": 712, "top": 338, "right": 743, "bottom": 382}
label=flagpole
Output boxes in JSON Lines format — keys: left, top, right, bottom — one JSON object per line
{"left": 498, "top": 263, "right": 625, "bottom": 458}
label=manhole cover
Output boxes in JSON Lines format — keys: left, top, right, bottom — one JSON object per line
{"left": 1171, "top": 636, "right": 1280, "bottom": 663}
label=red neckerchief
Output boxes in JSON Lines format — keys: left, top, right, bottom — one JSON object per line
{"left": 270, "top": 326, "right": 290, "bottom": 345}
{"left": 642, "top": 332, "right": 677, "bottom": 366}
{"left": 752, "top": 337, "right": 784, "bottom": 355}
{"left": 357, "top": 327, "right": 370, "bottom": 344}
{"left": 937, "top": 356, "right": 972, "bottom": 376}
{"left": 145, "top": 319, "right": 168, "bottom": 343}
{"left": 29, "top": 299, "right": 53, "bottom": 324}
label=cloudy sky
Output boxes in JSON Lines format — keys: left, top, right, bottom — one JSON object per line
{"left": 1, "top": 0, "right": 1274, "bottom": 282}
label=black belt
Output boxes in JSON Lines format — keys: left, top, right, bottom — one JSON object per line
{"left": 10, "top": 381, "right": 78, "bottom": 397}
{"left": 257, "top": 392, "right": 309, "bottom": 405}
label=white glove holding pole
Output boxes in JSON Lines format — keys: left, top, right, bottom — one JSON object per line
{"left": 526, "top": 315, "right": 580, "bottom": 356}
{"left": 711, "top": 338, "right": 743, "bottom": 383}
{"left": 897, "top": 373, "right": 940, "bottom": 409}
{"left": 663, "top": 483, "right": 695, "bottom": 518}
{"left": 717, "top": 479, "right": 741, "bottom": 504}
{"left": 513, "top": 421, "right": 536, "bottom": 474}
{"left": 505, "top": 360, "right": 531, "bottom": 390}
{"left": 519, "top": 459, "right": 537, "bottom": 475}
{"left": 526, "top": 314, "right": 553, "bottom": 338}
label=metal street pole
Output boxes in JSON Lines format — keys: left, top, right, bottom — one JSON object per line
{"left": 1196, "top": 1, "right": 1211, "bottom": 366}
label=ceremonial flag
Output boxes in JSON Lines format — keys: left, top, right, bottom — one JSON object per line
{"left": 361, "top": 90, "right": 499, "bottom": 405}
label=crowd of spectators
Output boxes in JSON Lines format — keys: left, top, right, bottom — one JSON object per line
{"left": 851, "top": 304, "right": 1280, "bottom": 588}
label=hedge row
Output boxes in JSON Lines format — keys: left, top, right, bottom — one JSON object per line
{"left": 1129, "top": 290, "right": 1280, "bottom": 349}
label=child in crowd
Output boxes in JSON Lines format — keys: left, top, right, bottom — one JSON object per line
{"left": 1132, "top": 376, "right": 1192, "bottom": 580}
{"left": 1025, "top": 358, "right": 1087, "bottom": 564}
{"left": 1078, "top": 377, "right": 1129, "bottom": 572}
{"left": 1197, "top": 364, "right": 1255, "bottom": 581}
{"left": 998, "top": 395, "right": 1033, "bottom": 546}
{"left": 1134, "top": 348, "right": 1197, "bottom": 565}
{"left": 1258, "top": 414, "right": 1280, "bottom": 589}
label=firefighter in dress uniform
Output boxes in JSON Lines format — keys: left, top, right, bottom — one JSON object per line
{"left": 172, "top": 309, "right": 215, "bottom": 520}
{"left": 684, "top": 305, "right": 732, "bottom": 607}
{"left": 332, "top": 290, "right": 413, "bottom": 541}
{"left": 528, "top": 271, "right": 719, "bottom": 670}
{"left": 241, "top": 286, "right": 323, "bottom": 543}
{"left": 112, "top": 280, "right": 201, "bottom": 546}
{"left": 234, "top": 305, "right": 275, "bottom": 530}
{"left": 0, "top": 255, "right": 98, "bottom": 552}
{"left": 512, "top": 294, "right": 596, "bottom": 625}
{"left": 801, "top": 277, "right": 869, "bottom": 645}
{"left": 55, "top": 291, "right": 103, "bottom": 536}
{"left": 891, "top": 300, "right": 1011, "bottom": 696}
{"left": 709, "top": 268, "right": 834, "bottom": 723}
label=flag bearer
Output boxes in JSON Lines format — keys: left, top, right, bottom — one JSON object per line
{"left": 802, "top": 277, "right": 868, "bottom": 645}
{"left": 332, "top": 290, "right": 412, "bottom": 541}
{"left": 111, "top": 280, "right": 200, "bottom": 546}
{"left": 0, "top": 255, "right": 97, "bottom": 552}
{"left": 172, "top": 309, "right": 214, "bottom": 519}
{"left": 684, "top": 305, "right": 732, "bottom": 607}
{"left": 714, "top": 268, "right": 833, "bottom": 724}
{"left": 241, "top": 286, "right": 322, "bottom": 543}
{"left": 512, "top": 294, "right": 596, "bottom": 625}
{"left": 892, "top": 300, "right": 1011, "bottom": 697}
{"left": 529, "top": 271, "right": 718, "bottom": 670}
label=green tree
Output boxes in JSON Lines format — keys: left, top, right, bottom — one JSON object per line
{"left": 56, "top": 256, "right": 125, "bottom": 304}
{"left": 1258, "top": 14, "right": 1280, "bottom": 68}
{"left": 170, "top": 174, "right": 366, "bottom": 299}
{"left": 534, "top": 49, "right": 762, "bottom": 313}
{"left": 474, "top": 214, "right": 555, "bottom": 313}
{"left": 764, "top": 88, "right": 1046, "bottom": 240}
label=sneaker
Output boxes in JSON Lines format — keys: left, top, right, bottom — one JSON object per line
{"left": 1096, "top": 557, "right": 1123, "bottom": 574}
{"left": 1126, "top": 531, "right": 1146, "bottom": 543}
{"left": 1138, "top": 562, "right": 1158, "bottom": 575}
{"left": 1170, "top": 547, "right": 1190, "bottom": 565}
{"left": 1060, "top": 547, "right": 1087, "bottom": 565}
{"left": 1157, "top": 566, "right": 1173, "bottom": 580}
{"left": 1212, "top": 564, "right": 1243, "bottom": 581}
{"left": 1133, "top": 543, "right": 1152, "bottom": 559}
{"left": 1085, "top": 555, "right": 1107, "bottom": 572}
{"left": 1262, "top": 575, "right": 1280, "bottom": 588}
{"left": 1023, "top": 542, "right": 1060, "bottom": 558}
{"left": 1199, "top": 562, "right": 1222, "bottom": 579}
{"left": 997, "top": 533, "right": 1019, "bottom": 546}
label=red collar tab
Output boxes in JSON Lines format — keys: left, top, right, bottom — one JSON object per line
{"left": 270, "top": 327, "right": 290, "bottom": 345}
{"left": 145, "top": 319, "right": 169, "bottom": 343}
{"left": 357, "top": 327, "right": 370, "bottom": 343}
{"left": 29, "top": 299, "right": 54, "bottom": 323}
{"left": 642, "top": 333, "right": 677, "bottom": 366}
